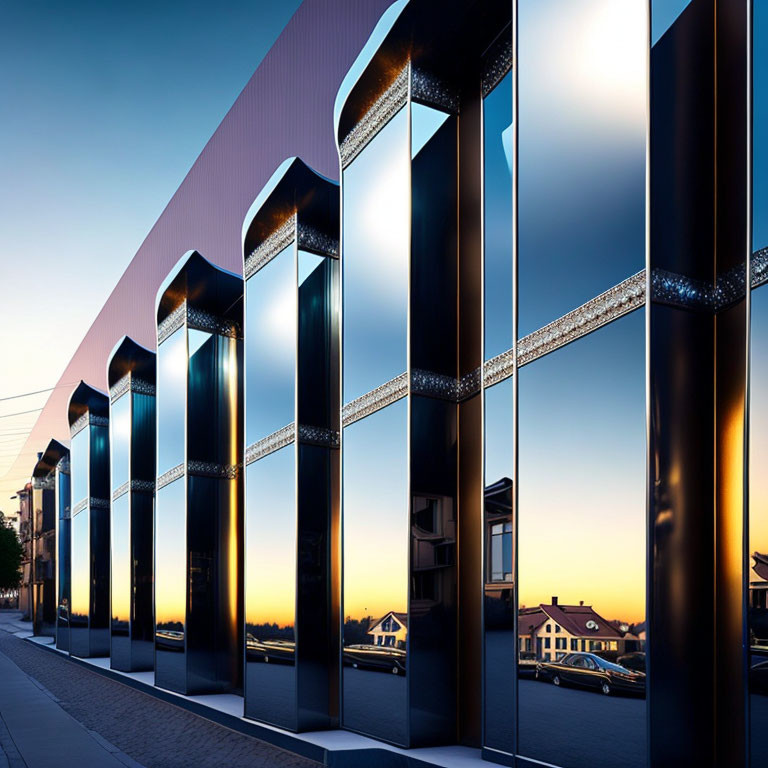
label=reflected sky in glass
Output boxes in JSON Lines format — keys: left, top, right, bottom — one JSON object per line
{"left": 484, "top": 70, "right": 514, "bottom": 361}
{"left": 246, "top": 244, "right": 296, "bottom": 443}
{"left": 518, "top": 310, "right": 645, "bottom": 624}
{"left": 110, "top": 394, "right": 130, "bottom": 491}
{"left": 518, "top": 0, "right": 646, "bottom": 336}
{"left": 485, "top": 377, "right": 514, "bottom": 489}
{"left": 343, "top": 399, "right": 408, "bottom": 626}
{"left": 343, "top": 107, "right": 410, "bottom": 403}
{"left": 751, "top": 286, "right": 768, "bottom": 580}
{"left": 71, "top": 507, "right": 89, "bottom": 620}
{"left": 70, "top": 426, "right": 89, "bottom": 506}
{"left": 156, "top": 328, "right": 186, "bottom": 475}
{"left": 755, "top": 0, "right": 768, "bottom": 251}
{"left": 246, "top": 446, "right": 296, "bottom": 631}
{"left": 155, "top": 479, "right": 186, "bottom": 630}
{"left": 111, "top": 493, "right": 130, "bottom": 623}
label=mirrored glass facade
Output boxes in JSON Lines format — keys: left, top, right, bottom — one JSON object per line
{"left": 55, "top": 455, "right": 71, "bottom": 651}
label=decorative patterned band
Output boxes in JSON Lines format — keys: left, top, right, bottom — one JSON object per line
{"left": 246, "top": 424, "right": 295, "bottom": 465}
{"left": 72, "top": 497, "right": 109, "bottom": 516}
{"left": 411, "top": 68, "right": 459, "bottom": 113}
{"left": 517, "top": 271, "right": 646, "bottom": 368}
{"left": 244, "top": 216, "right": 296, "bottom": 280}
{"left": 340, "top": 64, "right": 409, "bottom": 169}
{"left": 752, "top": 248, "right": 768, "bottom": 290}
{"left": 482, "top": 31, "right": 514, "bottom": 98}
{"left": 112, "top": 479, "right": 155, "bottom": 501}
{"left": 298, "top": 223, "right": 339, "bottom": 259}
{"left": 70, "top": 411, "right": 109, "bottom": 438}
{"left": 157, "top": 464, "right": 184, "bottom": 490}
{"left": 158, "top": 300, "right": 241, "bottom": 344}
{"left": 157, "top": 303, "right": 186, "bottom": 344}
{"left": 110, "top": 373, "right": 156, "bottom": 404}
{"left": 342, "top": 373, "right": 408, "bottom": 426}
{"left": 187, "top": 461, "right": 238, "bottom": 480}
{"left": 298, "top": 425, "right": 340, "bottom": 448}
{"left": 32, "top": 476, "right": 55, "bottom": 491}
{"left": 56, "top": 456, "right": 70, "bottom": 474}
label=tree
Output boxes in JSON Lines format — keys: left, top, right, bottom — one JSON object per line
{"left": 0, "top": 512, "right": 23, "bottom": 592}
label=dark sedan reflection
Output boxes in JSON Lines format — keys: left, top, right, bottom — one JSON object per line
{"left": 155, "top": 629, "right": 184, "bottom": 651}
{"left": 343, "top": 644, "right": 406, "bottom": 676}
{"left": 536, "top": 652, "right": 645, "bottom": 696}
{"left": 246, "top": 633, "right": 295, "bottom": 665}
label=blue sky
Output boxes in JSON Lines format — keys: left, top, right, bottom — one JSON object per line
{"left": 0, "top": 0, "right": 301, "bottom": 497}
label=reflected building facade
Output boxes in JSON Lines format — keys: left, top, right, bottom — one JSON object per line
{"left": 242, "top": 158, "right": 340, "bottom": 731}
{"left": 53, "top": 444, "right": 71, "bottom": 652}
{"left": 154, "top": 252, "right": 243, "bottom": 695}
{"left": 107, "top": 337, "right": 156, "bottom": 672}
{"left": 67, "top": 382, "right": 111, "bottom": 658}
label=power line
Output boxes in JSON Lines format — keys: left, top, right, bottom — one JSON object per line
{"left": 0, "top": 381, "right": 77, "bottom": 404}
{"left": 0, "top": 408, "right": 43, "bottom": 419}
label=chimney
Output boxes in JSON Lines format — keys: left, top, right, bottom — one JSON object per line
{"left": 551, "top": 596, "right": 558, "bottom": 606}
{"left": 579, "top": 600, "right": 584, "bottom": 606}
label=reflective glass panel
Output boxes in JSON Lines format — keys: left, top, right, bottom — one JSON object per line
{"left": 518, "top": 0, "right": 646, "bottom": 336}
{"left": 750, "top": 285, "right": 768, "bottom": 764}
{"left": 70, "top": 426, "right": 89, "bottom": 506}
{"left": 56, "top": 467, "right": 71, "bottom": 648}
{"left": 155, "top": 479, "right": 186, "bottom": 641}
{"left": 484, "top": 377, "right": 515, "bottom": 753}
{"left": 756, "top": 0, "right": 767, "bottom": 253}
{"left": 245, "top": 243, "right": 296, "bottom": 444}
{"left": 156, "top": 327, "right": 186, "bottom": 475}
{"left": 343, "top": 106, "right": 410, "bottom": 403}
{"left": 111, "top": 493, "right": 130, "bottom": 634}
{"left": 342, "top": 398, "right": 408, "bottom": 744}
{"left": 70, "top": 506, "right": 89, "bottom": 629}
{"left": 484, "top": 70, "right": 514, "bottom": 361}
{"left": 518, "top": 311, "right": 646, "bottom": 768}
{"left": 110, "top": 394, "right": 130, "bottom": 492}
{"left": 245, "top": 445, "right": 296, "bottom": 727}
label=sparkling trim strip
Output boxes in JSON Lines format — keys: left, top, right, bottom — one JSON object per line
{"left": 72, "top": 497, "right": 109, "bottom": 516}
{"left": 112, "top": 482, "right": 129, "bottom": 501}
{"left": 110, "top": 374, "right": 156, "bottom": 404}
{"left": 340, "top": 64, "right": 409, "bottom": 169}
{"left": 482, "top": 32, "right": 513, "bottom": 97}
{"left": 244, "top": 216, "right": 296, "bottom": 280}
{"left": 32, "top": 476, "right": 55, "bottom": 491}
{"left": 342, "top": 373, "right": 408, "bottom": 426}
{"left": 57, "top": 456, "right": 70, "bottom": 474}
{"left": 752, "top": 248, "right": 768, "bottom": 289}
{"left": 111, "top": 480, "right": 154, "bottom": 502}
{"left": 187, "top": 307, "right": 240, "bottom": 339}
{"left": 158, "top": 303, "right": 186, "bottom": 344}
{"left": 517, "top": 271, "right": 646, "bottom": 368}
{"left": 651, "top": 263, "right": 746, "bottom": 311}
{"left": 187, "top": 461, "right": 238, "bottom": 480}
{"left": 157, "top": 464, "right": 184, "bottom": 490}
{"left": 298, "top": 223, "right": 338, "bottom": 259}
{"left": 411, "top": 370, "right": 460, "bottom": 400}
{"left": 298, "top": 425, "right": 340, "bottom": 448}
{"left": 245, "top": 424, "right": 295, "bottom": 465}
{"left": 483, "top": 349, "right": 515, "bottom": 388}
{"left": 70, "top": 412, "right": 108, "bottom": 438}
{"left": 411, "top": 68, "right": 459, "bottom": 112}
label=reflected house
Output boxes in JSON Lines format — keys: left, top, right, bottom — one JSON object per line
{"left": 368, "top": 612, "right": 407, "bottom": 648}
{"left": 107, "top": 337, "right": 156, "bottom": 672}
{"left": 67, "top": 382, "right": 111, "bottom": 658}
{"left": 749, "top": 553, "right": 768, "bottom": 648}
{"left": 16, "top": 484, "right": 33, "bottom": 619}
{"left": 31, "top": 440, "right": 68, "bottom": 639}
{"left": 154, "top": 252, "right": 243, "bottom": 696}
{"left": 242, "top": 158, "right": 340, "bottom": 731}
{"left": 52, "top": 445, "right": 71, "bottom": 651}
{"left": 518, "top": 598, "right": 627, "bottom": 663}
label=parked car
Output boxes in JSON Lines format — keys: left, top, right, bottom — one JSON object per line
{"left": 343, "top": 644, "right": 406, "bottom": 675}
{"left": 518, "top": 651, "right": 538, "bottom": 678}
{"left": 617, "top": 651, "right": 646, "bottom": 673}
{"left": 246, "top": 634, "right": 295, "bottom": 664}
{"left": 536, "top": 652, "right": 645, "bottom": 696}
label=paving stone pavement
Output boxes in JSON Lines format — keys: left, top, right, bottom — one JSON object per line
{"left": 0, "top": 631, "right": 320, "bottom": 768}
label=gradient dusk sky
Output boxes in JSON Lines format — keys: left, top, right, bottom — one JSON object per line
{"left": 0, "top": 0, "right": 301, "bottom": 505}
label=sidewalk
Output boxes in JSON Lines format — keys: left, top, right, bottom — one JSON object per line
{"left": 0, "top": 614, "right": 319, "bottom": 768}
{"left": 0, "top": 622, "right": 137, "bottom": 768}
